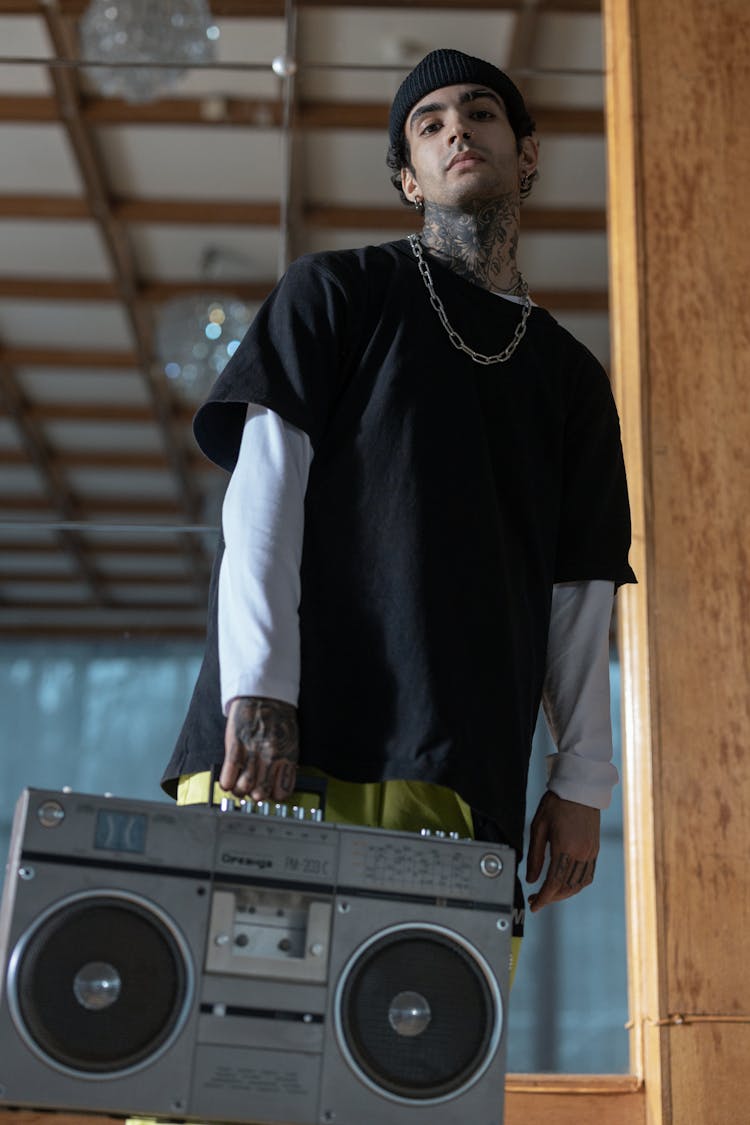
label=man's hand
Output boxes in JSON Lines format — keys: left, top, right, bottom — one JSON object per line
{"left": 220, "top": 696, "right": 299, "bottom": 801}
{"left": 525, "top": 792, "right": 600, "bottom": 913}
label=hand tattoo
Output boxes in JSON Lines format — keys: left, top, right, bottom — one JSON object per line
{"left": 223, "top": 696, "right": 299, "bottom": 799}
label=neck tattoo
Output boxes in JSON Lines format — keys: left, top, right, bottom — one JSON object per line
{"left": 420, "top": 195, "right": 523, "bottom": 295}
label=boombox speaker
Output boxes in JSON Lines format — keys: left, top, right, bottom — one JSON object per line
{"left": 0, "top": 788, "right": 515, "bottom": 1125}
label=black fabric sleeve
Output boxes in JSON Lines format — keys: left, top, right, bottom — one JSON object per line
{"left": 554, "top": 353, "right": 637, "bottom": 588}
{"left": 192, "top": 256, "right": 356, "bottom": 471}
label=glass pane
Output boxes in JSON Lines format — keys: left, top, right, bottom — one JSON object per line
{"left": 507, "top": 654, "right": 628, "bottom": 1072}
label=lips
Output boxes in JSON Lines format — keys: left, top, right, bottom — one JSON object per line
{"left": 447, "top": 150, "right": 485, "bottom": 170}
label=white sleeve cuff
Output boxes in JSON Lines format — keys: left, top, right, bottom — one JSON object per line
{"left": 542, "top": 579, "right": 618, "bottom": 809}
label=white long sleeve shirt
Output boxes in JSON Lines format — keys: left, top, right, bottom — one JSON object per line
{"left": 219, "top": 403, "right": 619, "bottom": 811}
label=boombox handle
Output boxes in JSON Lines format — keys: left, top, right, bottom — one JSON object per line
{"left": 207, "top": 764, "right": 327, "bottom": 818}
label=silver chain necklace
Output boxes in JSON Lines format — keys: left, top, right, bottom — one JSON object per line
{"left": 408, "top": 233, "right": 531, "bottom": 366}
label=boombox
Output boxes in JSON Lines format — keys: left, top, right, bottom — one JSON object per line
{"left": 0, "top": 787, "right": 515, "bottom": 1125}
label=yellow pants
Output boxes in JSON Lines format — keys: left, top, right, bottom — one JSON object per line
{"left": 178, "top": 768, "right": 521, "bottom": 985}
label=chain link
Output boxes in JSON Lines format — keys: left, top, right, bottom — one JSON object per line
{"left": 408, "top": 233, "right": 531, "bottom": 366}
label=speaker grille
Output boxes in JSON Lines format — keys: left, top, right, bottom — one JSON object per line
{"left": 338, "top": 927, "right": 497, "bottom": 1100}
{"left": 12, "top": 894, "right": 190, "bottom": 1075}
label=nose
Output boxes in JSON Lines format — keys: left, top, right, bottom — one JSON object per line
{"left": 444, "top": 108, "right": 473, "bottom": 145}
{"left": 448, "top": 125, "right": 473, "bottom": 145}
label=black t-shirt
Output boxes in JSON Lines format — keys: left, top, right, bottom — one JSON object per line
{"left": 163, "top": 239, "right": 635, "bottom": 854}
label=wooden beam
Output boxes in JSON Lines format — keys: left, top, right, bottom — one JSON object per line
{"left": 44, "top": 0, "right": 601, "bottom": 14}
{"left": 22, "top": 401, "right": 193, "bottom": 423}
{"left": 0, "top": 358, "right": 110, "bottom": 603}
{"left": 604, "top": 0, "right": 750, "bottom": 1119}
{"left": 0, "top": 95, "right": 604, "bottom": 134}
{"left": 507, "top": 0, "right": 543, "bottom": 74}
{"left": 0, "top": 278, "right": 272, "bottom": 303}
{"left": 0, "top": 277, "right": 608, "bottom": 309}
{"left": 0, "top": 447, "right": 217, "bottom": 470}
{"left": 0, "top": 346, "right": 138, "bottom": 368}
{"left": 40, "top": 5, "right": 210, "bottom": 587}
{"left": 0, "top": 620, "right": 207, "bottom": 637}
{"left": 0, "top": 571, "right": 202, "bottom": 587}
{"left": 0, "top": 493, "right": 190, "bottom": 516}
{"left": 0, "top": 193, "right": 606, "bottom": 230}
{"left": 0, "top": 538, "right": 202, "bottom": 556}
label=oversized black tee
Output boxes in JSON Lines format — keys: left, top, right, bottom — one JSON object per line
{"left": 163, "top": 239, "right": 635, "bottom": 854}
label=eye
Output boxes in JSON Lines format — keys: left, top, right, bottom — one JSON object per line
{"left": 471, "top": 109, "right": 494, "bottom": 120}
{"left": 420, "top": 121, "right": 441, "bottom": 136}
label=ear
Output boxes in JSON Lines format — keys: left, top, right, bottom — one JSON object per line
{"left": 401, "top": 164, "right": 422, "bottom": 205}
{"left": 518, "top": 134, "right": 539, "bottom": 179}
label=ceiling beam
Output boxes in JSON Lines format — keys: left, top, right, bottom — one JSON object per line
{"left": 0, "top": 346, "right": 138, "bottom": 368}
{"left": 0, "top": 276, "right": 608, "bottom": 308}
{"left": 40, "top": 4, "right": 210, "bottom": 588}
{"left": 20, "top": 401, "right": 198, "bottom": 423}
{"left": 0, "top": 278, "right": 272, "bottom": 302}
{"left": 0, "top": 493, "right": 193, "bottom": 516}
{"left": 0, "top": 621, "right": 207, "bottom": 638}
{"left": 43, "top": 0, "right": 601, "bottom": 14}
{"left": 0, "top": 95, "right": 604, "bottom": 134}
{"left": 0, "top": 356, "right": 111, "bottom": 603}
{"left": 507, "top": 0, "right": 542, "bottom": 73}
{"left": 0, "top": 194, "right": 607, "bottom": 230}
{"left": 0, "top": 571, "right": 205, "bottom": 588}
{"left": 0, "top": 448, "right": 218, "bottom": 470}
{"left": 0, "top": 539, "right": 208, "bottom": 556}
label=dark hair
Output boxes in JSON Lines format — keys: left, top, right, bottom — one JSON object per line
{"left": 385, "top": 48, "right": 537, "bottom": 206}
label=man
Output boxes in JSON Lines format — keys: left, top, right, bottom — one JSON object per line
{"left": 163, "top": 49, "right": 635, "bottom": 961}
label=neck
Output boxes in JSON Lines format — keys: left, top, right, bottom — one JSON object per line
{"left": 420, "top": 194, "right": 522, "bottom": 293}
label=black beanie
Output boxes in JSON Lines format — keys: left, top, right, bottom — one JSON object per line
{"left": 388, "top": 48, "right": 535, "bottom": 148}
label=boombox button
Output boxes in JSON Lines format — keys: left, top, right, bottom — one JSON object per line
{"left": 37, "top": 800, "right": 65, "bottom": 828}
{"left": 480, "top": 853, "right": 504, "bottom": 878}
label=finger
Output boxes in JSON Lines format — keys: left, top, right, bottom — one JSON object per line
{"left": 529, "top": 852, "right": 573, "bottom": 912}
{"left": 565, "top": 859, "right": 588, "bottom": 887}
{"left": 232, "top": 752, "right": 261, "bottom": 798}
{"left": 525, "top": 814, "right": 550, "bottom": 884}
{"left": 268, "top": 759, "right": 297, "bottom": 802}
{"left": 219, "top": 737, "right": 251, "bottom": 794}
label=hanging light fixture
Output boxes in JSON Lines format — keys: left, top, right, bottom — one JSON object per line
{"left": 156, "top": 292, "right": 253, "bottom": 402}
{"left": 79, "top": 0, "right": 219, "bottom": 104}
{"left": 156, "top": 246, "right": 258, "bottom": 401}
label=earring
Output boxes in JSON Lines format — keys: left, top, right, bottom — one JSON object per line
{"left": 520, "top": 171, "right": 532, "bottom": 192}
{"left": 414, "top": 197, "right": 425, "bottom": 214}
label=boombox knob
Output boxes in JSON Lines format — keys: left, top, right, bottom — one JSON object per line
{"left": 220, "top": 797, "right": 235, "bottom": 813}
{"left": 419, "top": 828, "right": 432, "bottom": 837}
{"left": 274, "top": 803, "right": 289, "bottom": 817}
{"left": 310, "top": 807, "right": 323, "bottom": 822}
{"left": 434, "top": 830, "right": 447, "bottom": 839}
{"left": 291, "top": 805, "right": 305, "bottom": 821}
{"left": 256, "top": 801, "right": 271, "bottom": 816}
{"left": 479, "top": 853, "right": 504, "bottom": 878}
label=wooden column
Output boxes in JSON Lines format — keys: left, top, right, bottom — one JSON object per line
{"left": 604, "top": 1, "right": 750, "bottom": 1122}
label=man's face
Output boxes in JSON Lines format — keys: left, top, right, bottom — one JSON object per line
{"left": 400, "top": 83, "right": 537, "bottom": 209}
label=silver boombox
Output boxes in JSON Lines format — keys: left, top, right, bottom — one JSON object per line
{"left": 0, "top": 786, "right": 515, "bottom": 1125}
